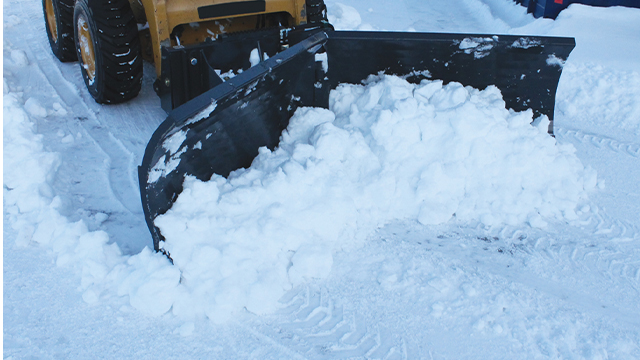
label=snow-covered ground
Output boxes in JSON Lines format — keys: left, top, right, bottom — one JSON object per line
{"left": 4, "top": 0, "right": 640, "bottom": 359}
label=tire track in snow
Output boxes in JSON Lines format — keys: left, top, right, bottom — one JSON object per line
{"left": 511, "top": 206, "right": 640, "bottom": 280}
{"left": 250, "top": 286, "right": 407, "bottom": 360}
{"left": 244, "top": 213, "right": 640, "bottom": 360}
{"left": 15, "top": 0, "right": 144, "bottom": 216}
{"left": 552, "top": 126, "right": 640, "bottom": 289}
{"left": 556, "top": 127, "right": 640, "bottom": 158}
{"left": 577, "top": 206, "right": 640, "bottom": 288}
{"left": 415, "top": 226, "right": 640, "bottom": 345}
{"left": 494, "top": 220, "right": 640, "bottom": 318}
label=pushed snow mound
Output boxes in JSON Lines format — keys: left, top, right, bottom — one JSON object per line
{"left": 155, "top": 75, "right": 597, "bottom": 321}
{"left": 557, "top": 63, "right": 640, "bottom": 139}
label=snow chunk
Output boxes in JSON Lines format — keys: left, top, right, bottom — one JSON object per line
{"left": 61, "top": 134, "right": 75, "bottom": 144}
{"left": 215, "top": 69, "right": 237, "bottom": 81}
{"left": 546, "top": 54, "right": 566, "bottom": 67}
{"left": 315, "top": 52, "right": 329, "bottom": 73}
{"left": 163, "top": 130, "right": 187, "bottom": 154}
{"left": 288, "top": 244, "right": 334, "bottom": 285}
{"left": 117, "top": 248, "right": 181, "bottom": 317}
{"left": 186, "top": 100, "right": 217, "bottom": 125}
{"left": 459, "top": 37, "right": 496, "bottom": 59}
{"left": 511, "top": 37, "right": 542, "bottom": 49}
{"left": 249, "top": 48, "right": 269, "bottom": 67}
{"left": 148, "top": 130, "right": 190, "bottom": 183}
{"left": 327, "top": 3, "right": 364, "bottom": 30}
{"left": 249, "top": 48, "right": 260, "bottom": 67}
{"left": 531, "top": 115, "right": 551, "bottom": 133}
{"left": 52, "top": 102, "right": 68, "bottom": 116}
{"left": 24, "top": 97, "right": 47, "bottom": 118}
{"left": 11, "top": 50, "right": 29, "bottom": 67}
{"left": 174, "top": 322, "right": 195, "bottom": 337}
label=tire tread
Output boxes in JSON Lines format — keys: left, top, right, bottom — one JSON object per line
{"left": 75, "top": 0, "right": 142, "bottom": 103}
{"left": 44, "top": 0, "right": 77, "bottom": 61}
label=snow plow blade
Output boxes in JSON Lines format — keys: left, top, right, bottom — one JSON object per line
{"left": 140, "top": 29, "right": 575, "bottom": 251}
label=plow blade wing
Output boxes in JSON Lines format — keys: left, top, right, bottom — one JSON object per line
{"left": 140, "top": 30, "right": 575, "bottom": 251}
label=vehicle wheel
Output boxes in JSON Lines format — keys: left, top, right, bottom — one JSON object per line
{"left": 306, "top": 0, "right": 328, "bottom": 24}
{"left": 43, "top": 0, "right": 77, "bottom": 61}
{"left": 73, "top": 0, "right": 142, "bottom": 104}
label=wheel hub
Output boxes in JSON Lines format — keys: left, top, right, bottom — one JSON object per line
{"left": 45, "top": 0, "right": 58, "bottom": 41}
{"left": 77, "top": 15, "right": 96, "bottom": 82}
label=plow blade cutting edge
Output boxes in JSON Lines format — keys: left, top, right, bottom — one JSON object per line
{"left": 139, "top": 29, "right": 575, "bottom": 252}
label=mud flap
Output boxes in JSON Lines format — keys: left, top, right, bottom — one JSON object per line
{"left": 140, "top": 29, "right": 575, "bottom": 251}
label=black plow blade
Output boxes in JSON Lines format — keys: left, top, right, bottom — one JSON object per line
{"left": 140, "top": 29, "right": 575, "bottom": 250}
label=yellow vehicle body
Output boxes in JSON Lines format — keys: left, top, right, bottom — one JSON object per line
{"left": 131, "top": 0, "right": 309, "bottom": 76}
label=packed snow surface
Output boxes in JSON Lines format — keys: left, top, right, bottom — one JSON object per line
{"left": 155, "top": 75, "right": 596, "bottom": 319}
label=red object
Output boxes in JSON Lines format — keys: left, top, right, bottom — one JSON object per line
{"left": 554, "top": 0, "right": 563, "bottom": 3}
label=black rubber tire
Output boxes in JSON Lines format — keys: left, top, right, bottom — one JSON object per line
{"left": 306, "top": 0, "right": 328, "bottom": 24}
{"left": 73, "top": 0, "right": 142, "bottom": 104}
{"left": 43, "top": 0, "right": 77, "bottom": 62}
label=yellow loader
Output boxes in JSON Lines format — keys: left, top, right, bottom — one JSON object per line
{"left": 43, "top": 0, "right": 326, "bottom": 103}
{"left": 43, "top": 0, "right": 575, "bottom": 254}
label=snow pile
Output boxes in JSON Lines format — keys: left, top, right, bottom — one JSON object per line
{"left": 557, "top": 63, "right": 640, "bottom": 137}
{"left": 4, "top": 92, "right": 61, "bottom": 244}
{"left": 155, "top": 75, "right": 597, "bottom": 321}
{"left": 3, "top": 85, "right": 179, "bottom": 315}
{"left": 513, "top": 4, "right": 640, "bottom": 72}
{"left": 3, "top": 91, "right": 120, "bottom": 300}
{"left": 2, "top": 70, "right": 599, "bottom": 323}
{"left": 511, "top": 4, "right": 640, "bottom": 138}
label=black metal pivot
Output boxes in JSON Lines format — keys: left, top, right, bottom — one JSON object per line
{"left": 306, "top": 0, "right": 328, "bottom": 23}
